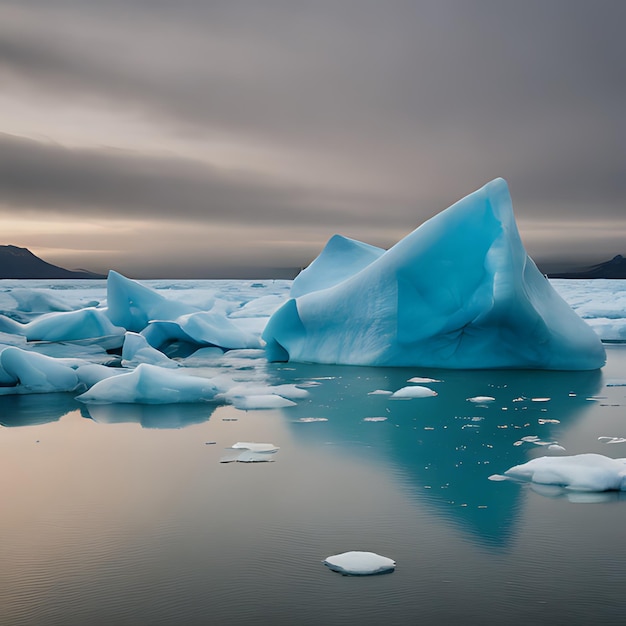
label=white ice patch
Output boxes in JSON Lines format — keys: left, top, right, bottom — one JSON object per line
{"left": 467, "top": 396, "right": 496, "bottom": 403}
{"left": 220, "top": 441, "right": 279, "bottom": 463}
{"left": 499, "top": 453, "right": 626, "bottom": 491}
{"left": 391, "top": 386, "right": 437, "bottom": 399}
{"left": 229, "top": 394, "right": 297, "bottom": 410}
{"left": 407, "top": 376, "right": 442, "bottom": 383}
{"left": 598, "top": 437, "right": 626, "bottom": 445}
{"left": 323, "top": 551, "right": 396, "bottom": 575}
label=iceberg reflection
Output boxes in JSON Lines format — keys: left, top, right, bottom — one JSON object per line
{"left": 274, "top": 362, "right": 603, "bottom": 546}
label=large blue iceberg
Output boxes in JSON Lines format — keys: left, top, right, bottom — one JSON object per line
{"left": 263, "top": 178, "right": 606, "bottom": 370}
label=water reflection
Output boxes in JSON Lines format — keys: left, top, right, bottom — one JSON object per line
{"left": 270, "top": 363, "right": 603, "bottom": 547}
{"left": 83, "top": 403, "right": 216, "bottom": 429}
{"left": 0, "top": 393, "right": 81, "bottom": 427}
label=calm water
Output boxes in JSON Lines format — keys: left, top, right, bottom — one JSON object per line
{"left": 1, "top": 346, "right": 626, "bottom": 625}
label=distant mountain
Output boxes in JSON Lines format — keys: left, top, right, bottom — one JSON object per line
{"left": 547, "top": 255, "right": 626, "bottom": 279}
{"left": 0, "top": 245, "right": 106, "bottom": 279}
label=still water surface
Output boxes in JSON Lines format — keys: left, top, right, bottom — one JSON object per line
{"left": 1, "top": 347, "right": 626, "bottom": 625}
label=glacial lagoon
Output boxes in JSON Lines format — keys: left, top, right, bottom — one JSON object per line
{"left": 1, "top": 280, "right": 626, "bottom": 625}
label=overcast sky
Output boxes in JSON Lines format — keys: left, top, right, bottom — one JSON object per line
{"left": 1, "top": 0, "right": 624, "bottom": 277}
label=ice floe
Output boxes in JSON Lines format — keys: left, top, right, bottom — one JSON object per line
{"left": 76, "top": 363, "right": 219, "bottom": 404}
{"left": 491, "top": 453, "right": 626, "bottom": 491}
{"left": 323, "top": 551, "right": 396, "bottom": 575}
{"left": 390, "top": 386, "right": 438, "bottom": 399}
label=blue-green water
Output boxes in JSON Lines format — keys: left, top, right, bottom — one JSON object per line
{"left": 1, "top": 347, "right": 626, "bottom": 625}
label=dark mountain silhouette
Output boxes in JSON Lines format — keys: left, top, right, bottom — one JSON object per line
{"left": 0, "top": 245, "right": 105, "bottom": 279}
{"left": 548, "top": 255, "right": 626, "bottom": 279}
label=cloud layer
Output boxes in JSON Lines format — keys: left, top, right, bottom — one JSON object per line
{"left": 1, "top": 0, "right": 624, "bottom": 276}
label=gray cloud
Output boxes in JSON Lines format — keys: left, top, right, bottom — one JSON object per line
{"left": 0, "top": 133, "right": 410, "bottom": 229}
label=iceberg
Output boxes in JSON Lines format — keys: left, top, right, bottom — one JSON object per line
{"left": 263, "top": 179, "right": 606, "bottom": 370}
{"left": 76, "top": 363, "right": 219, "bottom": 404}
{"left": 106, "top": 270, "right": 199, "bottom": 332}
{"left": 121, "top": 332, "right": 179, "bottom": 369}
{"left": 0, "top": 346, "right": 80, "bottom": 394}
{"left": 494, "top": 453, "right": 626, "bottom": 491}
{"left": 290, "top": 234, "right": 384, "bottom": 297}
{"left": 0, "top": 308, "right": 124, "bottom": 347}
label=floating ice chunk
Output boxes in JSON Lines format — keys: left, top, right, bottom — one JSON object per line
{"left": 368, "top": 389, "right": 393, "bottom": 395}
{"left": 222, "top": 383, "right": 308, "bottom": 408}
{"left": 291, "top": 235, "right": 385, "bottom": 298}
{"left": 467, "top": 396, "right": 496, "bottom": 403}
{"left": 142, "top": 311, "right": 260, "bottom": 352}
{"left": 363, "top": 417, "right": 388, "bottom": 422}
{"left": 76, "top": 363, "right": 219, "bottom": 404}
{"left": 229, "top": 394, "right": 298, "bottom": 410}
{"left": 295, "top": 417, "right": 329, "bottom": 422}
{"left": 231, "top": 442, "right": 280, "bottom": 452}
{"left": 531, "top": 397, "right": 551, "bottom": 402}
{"left": 548, "top": 444, "right": 566, "bottom": 451}
{"left": 407, "top": 376, "right": 442, "bottom": 383}
{"left": 0, "top": 346, "right": 79, "bottom": 394}
{"left": 106, "top": 270, "right": 199, "bottom": 332}
{"left": 176, "top": 312, "right": 261, "bottom": 349}
{"left": 0, "top": 308, "right": 124, "bottom": 346}
{"left": 391, "top": 386, "right": 438, "bottom": 398}
{"left": 598, "top": 437, "right": 626, "bottom": 445}
{"left": 323, "top": 551, "right": 396, "bottom": 575}
{"left": 263, "top": 179, "right": 605, "bottom": 370}
{"left": 122, "top": 332, "right": 179, "bottom": 368}
{"left": 220, "top": 442, "right": 279, "bottom": 462}
{"left": 606, "top": 379, "right": 626, "bottom": 387}
{"left": 74, "top": 363, "right": 125, "bottom": 388}
{"left": 501, "top": 453, "right": 626, "bottom": 491}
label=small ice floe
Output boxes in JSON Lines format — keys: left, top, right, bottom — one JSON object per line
{"left": 294, "top": 417, "right": 328, "bottom": 423}
{"left": 606, "top": 379, "right": 626, "bottom": 387}
{"left": 531, "top": 397, "right": 551, "bottom": 402}
{"left": 538, "top": 418, "right": 560, "bottom": 425}
{"left": 598, "top": 436, "right": 626, "bottom": 445}
{"left": 548, "top": 444, "right": 566, "bottom": 452}
{"left": 363, "top": 417, "right": 388, "bottom": 422}
{"left": 492, "top": 453, "right": 626, "bottom": 491}
{"left": 513, "top": 435, "right": 558, "bottom": 447}
{"left": 467, "top": 396, "right": 495, "bottom": 404}
{"left": 222, "top": 383, "right": 307, "bottom": 410}
{"left": 368, "top": 389, "right": 393, "bottom": 395}
{"left": 323, "top": 551, "right": 396, "bottom": 576}
{"left": 407, "top": 377, "right": 442, "bottom": 384}
{"left": 220, "top": 441, "right": 279, "bottom": 463}
{"left": 390, "top": 386, "right": 437, "bottom": 399}
{"left": 230, "top": 395, "right": 297, "bottom": 410}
